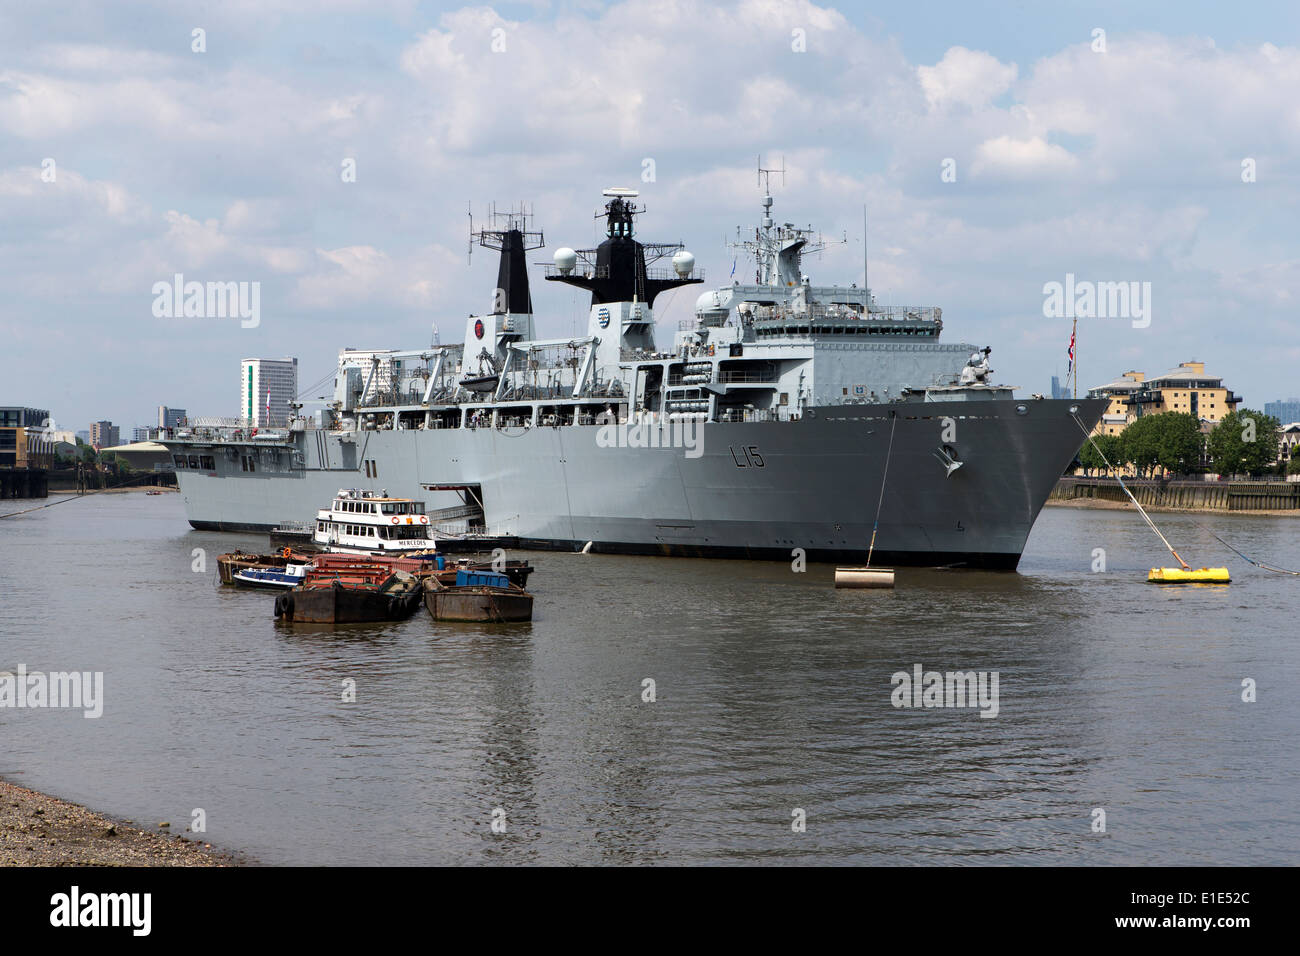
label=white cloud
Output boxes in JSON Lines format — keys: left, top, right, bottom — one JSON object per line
{"left": 0, "top": 2, "right": 1298, "bottom": 423}
{"left": 970, "top": 135, "right": 1078, "bottom": 178}
{"left": 294, "top": 244, "right": 458, "bottom": 310}
{"left": 0, "top": 165, "right": 149, "bottom": 225}
{"left": 918, "top": 46, "right": 1017, "bottom": 111}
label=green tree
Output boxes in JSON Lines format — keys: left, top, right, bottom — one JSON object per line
{"left": 1078, "top": 432, "right": 1123, "bottom": 475}
{"left": 1077, "top": 435, "right": 1104, "bottom": 475}
{"left": 1152, "top": 412, "right": 1205, "bottom": 475}
{"left": 1208, "top": 409, "right": 1281, "bottom": 476}
{"left": 1119, "top": 415, "right": 1161, "bottom": 477}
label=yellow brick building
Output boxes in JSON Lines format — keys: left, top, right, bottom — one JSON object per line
{"left": 1087, "top": 361, "right": 1240, "bottom": 436}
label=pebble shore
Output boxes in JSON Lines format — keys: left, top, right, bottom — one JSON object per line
{"left": 0, "top": 779, "right": 244, "bottom": 866}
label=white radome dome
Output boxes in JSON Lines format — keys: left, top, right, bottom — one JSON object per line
{"left": 553, "top": 247, "right": 578, "bottom": 275}
{"left": 695, "top": 289, "right": 732, "bottom": 313}
{"left": 672, "top": 250, "right": 695, "bottom": 277}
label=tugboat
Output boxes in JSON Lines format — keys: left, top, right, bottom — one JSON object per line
{"left": 232, "top": 563, "right": 307, "bottom": 590}
{"left": 314, "top": 488, "right": 437, "bottom": 557}
{"left": 217, "top": 548, "right": 314, "bottom": 585}
{"left": 424, "top": 568, "right": 533, "bottom": 623}
{"left": 274, "top": 562, "right": 422, "bottom": 624}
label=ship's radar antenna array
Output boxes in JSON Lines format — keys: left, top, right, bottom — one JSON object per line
{"left": 541, "top": 187, "right": 703, "bottom": 305}
{"left": 467, "top": 201, "right": 544, "bottom": 263}
{"left": 548, "top": 188, "right": 697, "bottom": 274}
{"left": 728, "top": 158, "right": 844, "bottom": 286}
{"left": 757, "top": 154, "right": 786, "bottom": 226}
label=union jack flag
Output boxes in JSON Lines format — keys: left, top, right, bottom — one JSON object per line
{"left": 1067, "top": 328, "right": 1075, "bottom": 374}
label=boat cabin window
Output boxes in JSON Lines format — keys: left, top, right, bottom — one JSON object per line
{"left": 387, "top": 525, "right": 427, "bottom": 540}
{"left": 173, "top": 455, "right": 186, "bottom": 468}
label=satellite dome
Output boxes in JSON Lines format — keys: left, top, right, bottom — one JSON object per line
{"left": 695, "top": 289, "right": 733, "bottom": 313}
{"left": 672, "top": 250, "right": 695, "bottom": 277}
{"left": 553, "top": 247, "right": 578, "bottom": 275}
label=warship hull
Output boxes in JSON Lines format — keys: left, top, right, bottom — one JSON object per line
{"left": 169, "top": 398, "right": 1104, "bottom": 570}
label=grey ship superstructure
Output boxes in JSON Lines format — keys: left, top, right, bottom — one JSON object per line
{"left": 162, "top": 184, "right": 1104, "bottom": 568}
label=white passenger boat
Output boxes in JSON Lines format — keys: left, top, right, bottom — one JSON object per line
{"left": 314, "top": 488, "right": 437, "bottom": 556}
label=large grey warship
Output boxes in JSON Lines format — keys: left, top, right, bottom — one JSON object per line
{"left": 161, "top": 182, "right": 1104, "bottom": 568}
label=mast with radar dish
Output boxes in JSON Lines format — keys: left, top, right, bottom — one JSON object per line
{"left": 544, "top": 187, "right": 703, "bottom": 371}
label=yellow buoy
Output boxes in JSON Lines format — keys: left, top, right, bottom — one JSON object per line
{"left": 1147, "top": 567, "right": 1230, "bottom": 583}
{"left": 835, "top": 567, "right": 895, "bottom": 589}
{"left": 1071, "top": 419, "right": 1232, "bottom": 585}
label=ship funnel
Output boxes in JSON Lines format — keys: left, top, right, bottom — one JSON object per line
{"left": 469, "top": 203, "right": 544, "bottom": 315}
{"left": 494, "top": 228, "right": 534, "bottom": 315}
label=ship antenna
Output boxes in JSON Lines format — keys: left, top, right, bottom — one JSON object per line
{"left": 863, "top": 204, "right": 869, "bottom": 308}
{"left": 756, "top": 155, "right": 785, "bottom": 232}
{"left": 467, "top": 202, "right": 474, "bottom": 265}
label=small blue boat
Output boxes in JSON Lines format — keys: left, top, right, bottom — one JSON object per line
{"left": 232, "top": 564, "right": 307, "bottom": 590}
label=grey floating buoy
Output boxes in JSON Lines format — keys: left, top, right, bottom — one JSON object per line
{"left": 835, "top": 567, "right": 895, "bottom": 589}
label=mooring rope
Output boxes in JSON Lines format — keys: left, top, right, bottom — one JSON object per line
{"left": 866, "top": 411, "right": 897, "bottom": 569}
{"left": 1070, "top": 415, "right": 1190, "bottom": 569}
{"left": 0, "top": 474, "right": 166, "bottom": 519}
{"left": 1070, "top": 414, "right": 1300, "bottom": 576}
{"left": 1197, "top": 526, "right": 1300, "bottom": 576}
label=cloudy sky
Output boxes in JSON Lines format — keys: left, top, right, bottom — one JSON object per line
{"left": 3, "top": 0, "right": 1299, "bottom": 432}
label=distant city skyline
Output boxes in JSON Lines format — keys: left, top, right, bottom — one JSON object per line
{"left": 1265, "top": 398, "right": 1300, "bottom": 424}
{"left": 157, "top": 406, "right": 186, "bottom": 429}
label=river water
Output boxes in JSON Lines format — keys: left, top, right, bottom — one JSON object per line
{"left": 1, "top": 493, "right": 1296, "bottom": 864}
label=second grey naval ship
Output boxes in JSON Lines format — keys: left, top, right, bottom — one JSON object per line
{"left": 161, "top": 181, "right": 1104, "bottom": 568}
